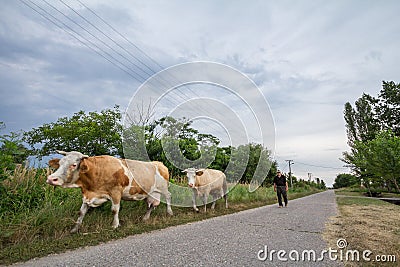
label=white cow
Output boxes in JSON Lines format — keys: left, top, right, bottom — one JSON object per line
{"left": 183, "top": 168, "right": 228, "bottom": 212}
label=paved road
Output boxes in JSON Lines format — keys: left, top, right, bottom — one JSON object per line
{"left": 13, "top": 190, "right": 341, "bottom": 266}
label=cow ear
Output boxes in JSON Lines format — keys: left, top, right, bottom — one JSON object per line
{"left": 182, "top": 169, "right": 188, "bottom": 173}
{"left": 48, "top": 158, "right": 60, "bottom": 169}
{"left": 56, "top": 150, "right": 68, "bottom": 156}
{"left": 79, "top": 159, "right": 89, "bottom": 173}
{"left": 195, "top": 170, "right": 204, "bottom": 176}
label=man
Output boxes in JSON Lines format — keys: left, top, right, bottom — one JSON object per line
{"left": 273, "top": 170, "right": 288, "bottom": 208}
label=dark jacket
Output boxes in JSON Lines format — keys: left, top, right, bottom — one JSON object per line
{"left": 273, "top": 175, "right": 287, "bottom": 186}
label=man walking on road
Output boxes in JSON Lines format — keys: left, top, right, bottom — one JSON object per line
{"left": 273, "top": 170, "right": 288, "bottom": 208}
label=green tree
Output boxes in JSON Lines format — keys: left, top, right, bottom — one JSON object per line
{"left": 0, "top": 122, "right": 30, "bottom": 180}
{"left": 353, "top": 130, "right": 400, "bottom": 192}
{"left": 342, "top": 94, "right": 381, "bottom": 173}
{"left": 24, "top": 106, "right": 123, "bottom": 158}
{"left": 375, "top": 81, "right": 400, "bottom": 136}
{"left": 333, "top": 173, "right": 359, "bottom": 189}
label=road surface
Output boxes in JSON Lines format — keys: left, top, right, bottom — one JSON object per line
{"left": 13, "top": 190, "right": 341, "bottom": 266}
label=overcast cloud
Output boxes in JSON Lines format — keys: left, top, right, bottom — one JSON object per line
{"left": 1, "top": 0, "right": 399, "bottom": 186}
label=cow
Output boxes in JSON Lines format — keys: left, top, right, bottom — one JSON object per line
{"left": 47, "top": 151, "right": 173, "bottom": 233}
{"left": 182, "top": 168, "right": 228, "bottom": 212}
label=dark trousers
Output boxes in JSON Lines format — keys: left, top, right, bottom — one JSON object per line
{"left": 277, "top": 186, "right": 288, "bottom": 206}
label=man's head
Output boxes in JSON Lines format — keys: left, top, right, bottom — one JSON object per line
{"left": 277, "top": 170, "right": 282, "bottom": 177}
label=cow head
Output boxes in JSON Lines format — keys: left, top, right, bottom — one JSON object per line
{"left": 182, "top": 168, "right": 204, "bottom": 188}
{"left": 47, "top": 150, "right": 89, "bottom": 187}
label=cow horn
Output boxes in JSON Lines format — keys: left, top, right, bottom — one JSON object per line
{"left": 56, "top": 150, "right": 68, "bottom": 155}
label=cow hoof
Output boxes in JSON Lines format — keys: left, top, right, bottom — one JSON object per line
{"left": 167, "top": 210, "right": 174, "bottom": 216}
{"left": 70, "top": 226, "right": 79, "bottom": 234}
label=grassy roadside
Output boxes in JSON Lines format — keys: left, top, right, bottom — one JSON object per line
{"left": 323, "top": 188, "right": 399, "bottom": 266}
{"left": 0, "top": 169, "right": 322, "bottom": 265}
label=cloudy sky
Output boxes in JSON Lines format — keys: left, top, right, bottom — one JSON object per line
{"left": 1, "top": 0, "right": 399, "bottom": 186}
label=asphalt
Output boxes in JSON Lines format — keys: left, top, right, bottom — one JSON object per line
{"left": 12, "top": 190, "right": 342, "bottom": 267}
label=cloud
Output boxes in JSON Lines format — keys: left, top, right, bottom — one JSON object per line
{"left": 1, "top": 0, "right": 400, "bottom": 186}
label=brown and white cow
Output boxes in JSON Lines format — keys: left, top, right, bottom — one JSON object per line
{"left": 47, "top": 151, "right": 173, "bottom": 233}
{"left": 182, "top": 168, "right": 228, "bottom": 212}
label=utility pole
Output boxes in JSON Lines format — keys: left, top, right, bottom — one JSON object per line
{"left": 286, "top": 160, "right": 294, "bottom": 188}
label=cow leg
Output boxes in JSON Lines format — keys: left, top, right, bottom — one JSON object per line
{"left": 111, "top": 201, "right": 121, "bottom": 229}
{"left": 164, "top": 190, "right": 173, "bottom": 216}
{"left": 202, "top": 193, "right": 208, "bottom": 213}
{"left": 211, "top": 198, "right": 216, "bottom": 210}
{"left": 143, "top": 199, "right": 155, "bottom": 221}
{"left": 192, "top": 189, "right": 199, "bottom": 212}
{"left": 71, "top": 202, "right": 89, "bottom": 233}
{"left": 220, "top": 188, "right": 228, "bottom": 208}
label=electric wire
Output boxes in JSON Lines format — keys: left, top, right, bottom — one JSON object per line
{"left": 19, "top": 0, "right": 255, "bottom": 145}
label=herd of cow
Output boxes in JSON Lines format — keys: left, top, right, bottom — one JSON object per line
{"left": 47, "top": 150, "right": 228, "bottom": 233}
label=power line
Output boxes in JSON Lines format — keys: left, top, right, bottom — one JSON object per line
{"left": 20, "top": 0, "right": 252, "bottom": 145}
{"left": 57, "top": 0, "right": 156, "bottom": 77}
{"left": 75, "top": 0, "right": 164, "bottom": 71}
{"left": 20, "top": 0, "right": 145, "bottom": 81}
{"left": 70, "top": 0, "right": 246, "bottom": 140}
{"left": 295, "top": 161, "right": 348, "bottom": 170}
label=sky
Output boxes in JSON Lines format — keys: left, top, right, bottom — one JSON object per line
{"left": 1, "top": 0, "right": 400, "bottom": 187}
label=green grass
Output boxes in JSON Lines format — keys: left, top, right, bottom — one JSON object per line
{"left": 335, "top": 187, "right": 399, "bottom": 206}
{"left": 336, "top": 195, "right": 392, "bottom": 206}
{"left": 0, "top": 166, "right": 322, "bottom": 265}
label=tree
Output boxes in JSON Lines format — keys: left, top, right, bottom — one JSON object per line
{"left": 353, "top": 130, "right": 400, "bottom": 192}
{"left": 342, "top": 81, "right": 400, "bottom": 178}
{"left": 24, "top": 106, "right": 123, "bottom": 158}
{"left": 375, "top": 81, "right": 400, "bottom": 136}
{"left": 333, "top": 173, "right": 359, "bottom": 189}
{"left": 0, "top": 122, "right": 30, "bottom": 180}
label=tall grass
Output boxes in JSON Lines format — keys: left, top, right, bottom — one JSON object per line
{"left": 0, "top": 166, "right": 321, "bottom": 265}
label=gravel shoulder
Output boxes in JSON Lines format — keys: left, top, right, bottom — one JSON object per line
{"left": 12, "top": 190, "right": 341, "bottom": 267}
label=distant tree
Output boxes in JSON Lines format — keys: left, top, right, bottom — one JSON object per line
{"left": 0, "top": 122, "right": 30, "bottom": 180}
{"left": 319, "top": 180, "right": 326, "bottom": 189}
{"left": 333, "top": 173, "right": 359, "bottom": 189}
{"left": 123, "top": 115, "right": 275, "bottom": 183}
{"left": 24, "top": 106, "right": 123, "bottom": 158}
{"left": 225, "top": 143, "right": 273, "bottom": 185}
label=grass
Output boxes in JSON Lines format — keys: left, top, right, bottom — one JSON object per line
{"left": 0, "top": 166, "right": 322, "bottom": 265}
{"left": 323, "top": 188, "right": 399, "bottom": 266}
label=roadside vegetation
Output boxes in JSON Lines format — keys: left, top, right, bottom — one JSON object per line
{"left": 324, "top": 188, "right": 399, "bottom": 267}
{"left": 341, "top": 81, "right": 400, "bottom": 194}
{"left": 324, "top": 81, "right": 400, "bottom": 266}
{"left": 0, "top": 164, "right": 322, "bottom": 265}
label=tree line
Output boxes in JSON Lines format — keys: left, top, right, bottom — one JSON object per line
{"left": 339, "top": 81, "right": 400, "bottom": 193}
{"left": 1, "top": 105, "right": 281, "bottom": 185}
